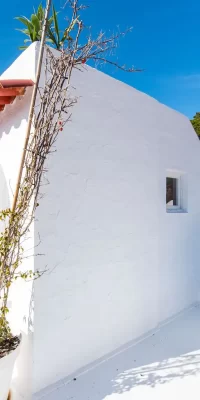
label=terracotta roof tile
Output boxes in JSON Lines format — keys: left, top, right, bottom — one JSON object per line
{"left": 0, "top": 79, "right": 34, "bottom": 112}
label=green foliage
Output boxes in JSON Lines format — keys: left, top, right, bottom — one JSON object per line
{"left": 0, "top": 309, "right": 11, "bottom": 343}
{"left": 16, "top": 3, "right": 74, "bottom": 50}
{"left": 190, "top": 112, "right": 200, "bottom": 139}
{"left": 0, "top": 208, "right": 41, "bottom": 342}
{"left": 15, "top": 4, "right": 46, "bottom": 50}
{"left": 52, "top": 5, "right": 60, "bottom": 47}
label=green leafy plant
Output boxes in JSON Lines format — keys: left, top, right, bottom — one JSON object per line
{"left": 16, "top": 4, "right": 49, "bottom": 50}
{"left": 16, "top": 3, "right": 74, "bottom": 50}
{"left": 0, "top": 207, "right": 42, "bottom": 348}
{"left": 190, "top": 112, "right": 200, "bottom": 139}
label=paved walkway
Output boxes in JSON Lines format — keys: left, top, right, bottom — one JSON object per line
{"left": 35, "top": 304, "right": 200, "bottom": 400}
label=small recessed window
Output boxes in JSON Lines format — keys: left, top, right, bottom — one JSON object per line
{"left": 166, "top": 177, "right": 178, "bottom": 206}
{"left": 166, "top": 171, "right": 187, "bottom": 213}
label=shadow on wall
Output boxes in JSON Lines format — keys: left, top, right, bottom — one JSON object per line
{"left": 44, "top": 305, "right": 200, "bottom": 400}
{"left": 10, "top": 247, "right": 34, "bottom": 399}
{"left": 11, "top": 330, "right": 33, "bottom": 399}
{"left": 0, "top": 164, "right": 34, "bottom": 399}
{"left": 0, "top": 87, "right": 33, "bottom": 138}
{"left": 0, "top": 164, "right": 10, "bottom": 211}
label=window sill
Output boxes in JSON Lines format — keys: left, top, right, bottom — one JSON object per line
{"left": 166, "top": 209, "right": 188, "bottom": 214}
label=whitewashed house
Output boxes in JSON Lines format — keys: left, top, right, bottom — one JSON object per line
{"left": 0, "top": 43, "right": 200, "bottom": 399}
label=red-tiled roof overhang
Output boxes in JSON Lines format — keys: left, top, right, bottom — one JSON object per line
{"left": 0, "top": 79, "right": 34, "bottom": 112}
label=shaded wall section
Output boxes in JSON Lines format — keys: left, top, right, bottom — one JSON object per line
{"left": 0, "top": 45, "right": 36, "bottom": 397}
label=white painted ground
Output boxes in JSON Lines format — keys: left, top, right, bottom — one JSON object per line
{"left": 34, "top": 304, "right": 200, "bottom": 400}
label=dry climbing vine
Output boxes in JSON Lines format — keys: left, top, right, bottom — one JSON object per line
{"left": 0, "top": 0, "right": 141, "bottom": 349}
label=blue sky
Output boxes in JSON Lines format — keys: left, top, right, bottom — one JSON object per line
{"left": 0, "top": 0, "right": 199, "bottom": 118}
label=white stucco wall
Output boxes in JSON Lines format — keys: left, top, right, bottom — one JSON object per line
{"left": 0, "top": 45, "right": 37, "bottom": 399}
{"left": 32, "top": 46, "right": 200, "bottom": 392}
{"left": 1, "top": 44, "right": 200, "bottom": 397}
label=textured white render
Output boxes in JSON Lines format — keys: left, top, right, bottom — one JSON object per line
{"left": 0, "top": 44, "right": 37, "bottom": 399}
{"left": 0, "top": 43, "right": 200, "bottom": 397}
{"left": 33, "top": 44, "right": 200, "bottom": 392}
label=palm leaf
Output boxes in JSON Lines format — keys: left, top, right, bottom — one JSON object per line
{"left": 15, "top": 16, "right": 34, "bottom": 42}
{"left": 16, "top": 28, "right": 30, "bottom": 37}
{"left": 31, "top": 14, "right": 40, "bottom": 35}
{"left": 45, "top": 38, "right": 55, "bottom": 44}
{"left": 15, "top": 16, "right": 33, "bottom": 29}
{"left": 52, "top": 5, "right": 60, "bottom": 45}
{"left": 37, "top": 4, "right": 44, "bottom": 22}
{"left": 47, "top": 26, "right": 58, "bottom": 48}
{"left": 19, "top": 46, "right": 28, "bottom": 50}
{"left": 32, "top": 25, "right": 37, "bottom": 41}
{"left": 48, "top": 15, "right": 54, "bottom": 24}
